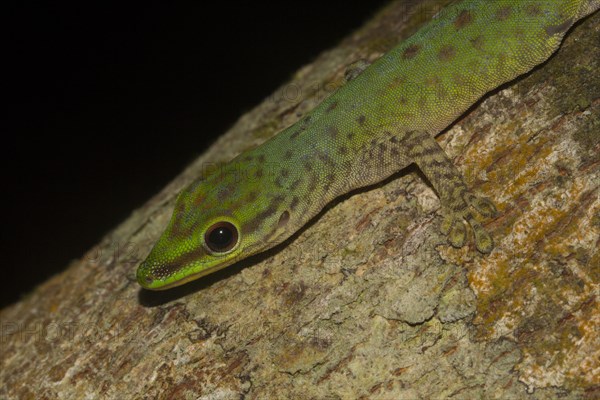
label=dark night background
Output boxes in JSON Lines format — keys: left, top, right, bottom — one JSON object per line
{"left": 3, "top": 1, "right": 390, "bottom": 307}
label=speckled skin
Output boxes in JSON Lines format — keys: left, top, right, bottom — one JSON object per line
{"left": 137, "top": 0, "right": 599, "bottom": 290}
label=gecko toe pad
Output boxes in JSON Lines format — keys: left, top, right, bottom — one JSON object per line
{"left": 441, "top": 213, "right": 469, "bottom": 248}
{"left": 440, "top": 194, "right": 496, "bottom": 253}
{"left": 465, "top": 193, "right": 497, "bottom": 218}
{"left": 466, "top": 213, "right": 494, "bottom": 253}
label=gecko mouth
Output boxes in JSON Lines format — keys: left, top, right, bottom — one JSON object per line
{"left": 137, "top": 263, "right": 231, "bottom": 290}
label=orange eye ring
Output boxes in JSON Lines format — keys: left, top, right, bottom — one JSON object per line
{"left": 204, "top": 221, "right": 239, "bottom": 253}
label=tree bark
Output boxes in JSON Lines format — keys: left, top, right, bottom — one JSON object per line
{"left": 2, "top": 1, "right": 599, "bottom": 399}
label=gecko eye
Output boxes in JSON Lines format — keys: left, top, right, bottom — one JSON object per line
{"left": 204, "top": 221, "right": 239, "bottom": 253}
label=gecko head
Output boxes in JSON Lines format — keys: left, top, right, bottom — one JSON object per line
{"left": 136, "top": 161, "right": 290, "bottom": 290}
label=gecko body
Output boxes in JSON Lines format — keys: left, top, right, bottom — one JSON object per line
{"left": 138, "top": 0, "right": 599, "bottom": 290}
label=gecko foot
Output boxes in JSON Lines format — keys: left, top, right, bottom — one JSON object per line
{"left": 440, "top": 193, "right": 497, "bottom": 253}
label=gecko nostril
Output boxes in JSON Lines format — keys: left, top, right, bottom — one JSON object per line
{"left": 137, "top": 266, "right": 155, "bottom": 286}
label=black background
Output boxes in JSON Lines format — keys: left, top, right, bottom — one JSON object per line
{"left": 3, "top": 1, "right": 390, "bottom": 307}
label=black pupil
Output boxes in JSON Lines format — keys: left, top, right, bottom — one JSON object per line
{"left": 208, "top": 225, "right": 234, "bottom": 250}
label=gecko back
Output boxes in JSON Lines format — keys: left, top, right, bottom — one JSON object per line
{"left": 137, "top": 0, "right": 599, "bottom": 290}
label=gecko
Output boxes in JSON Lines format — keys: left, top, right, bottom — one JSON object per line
{"left": 137, "top": 0, "right": 599, "bottom": 290}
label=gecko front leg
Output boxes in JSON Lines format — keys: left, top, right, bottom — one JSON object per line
{"left": 355, "top": 128, "right": 496, "bottom": 252}
{"left": 406, "top": 130, "right": 496, "bottom": 253}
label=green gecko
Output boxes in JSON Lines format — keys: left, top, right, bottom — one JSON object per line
{"left": 137, "top": 0, "right": 599, "bottom": 290}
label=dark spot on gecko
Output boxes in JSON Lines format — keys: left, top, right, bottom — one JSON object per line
{"left": 242, "top": 218, "right": 262, "bottom": 237}
{"left": 389, "top": 136, "right": 398, "bottom": 144}
{"left": 307, "top": 175, "right": 318, "bottom": 193}
{"left": 452, "top": 73, "right": 467, "bottom": 87}
{"left": 496, "top": 6, "right": 512, "bottom": 21}
{"left": 303, "top": 162, "right": 312, "bottom": 172}
{"left": 425, "top": 75, "right": 442, "bottom": 87}
{"left": 526, "top": 4, "right": 542, "bottom": 16}
{"left": 326, "top": 126, "right": 339, "bottom": 139}
{"left": 470, "top": 35, "right": 485, "bottom": 51}
{"left": 275, "top": 170, "right": 290, "bottom": 187}
{"left": 378, "top": 143, "right": 387, "bottom": 154}
{"left": 438, "top": 45, "right": 456, "bottom": 62}
{"left": 162, "top": 247, "right": 205, "bottom": 276}
{"left": 257, "top": 154, "right": 266, "bottom": 163}
{"left": 514, "top": 27, "right": 525, "bottom": 40}
{"left": 322, "top": 173, "right": 336, "bottom": 193}
{"left": 338, "top": 146, "right": 348, "bottom": 155}
{"left": 436, "top": 85, "right": 449, "bottom": 101}
{"left": 545, "top": 19, "right": 573, "bottom": 36}
{"left": 246, "top": 191, "right": 258, "bottom": 202}
{"left": 284, "top": 149, "right": 293, "bottom": 159}
{"left": 497, "top": 52, "right": 508, "bottom": 73}
{"left": 217, "top": 185, "right": 234, "bottom": 201}
{"left": 242, "top": 195, "right": 285, "bottom": 235}
{"left": 290, "top": 196, "right": 299, "bottom": 210}
{"left": 170, "top": 202, "right": 187, "bottom": 233}
{"left": 357, "top": 115, "right": 366, "bottom": 126}
{"left": 192, "top": 193, "right": 204, "bottom": 206}
{"left": 326, "top": 101, "right": 338, "bottom": 112}
{"left": 343, "top": 160, "right": 353, "bottom": 175}
{"left": 405, "top": 130, "right": 419, "bottom": 141}
{"left": 318, "top": 152, "right": 335, "bottom": 166}
{"left": 243, "top": 154, "right": 254, "bottom": 162}
{"left": 416, "top": 143, "right": 439, "bottom": 157}
{"left": 347, "top": 132, "right": 355, "bottom": 140}
{"left": 277, "top": 211, "right": 290, "bottom": 229}
{"left": 402, "top": 44, "right": 421, "bottom": 60}
{"left": 221, "top": 198, "right": 241, "bottom": 215}
{"left": 398, "top": 97, "right": 407, "bottom": 104}
{"left": 454, "top": 10, "right": 473, "bottom": 29}
{"left": 387, "top": 75, "right": 405, "bottom": 90}
{"left": 391, "top": 148, "right": 400, "bottom": 156}
{"left": 290, "top": 117, "right": 312, "bottom": 140}
{"left": 289, "top": 179, "right": 301, "bottom": 191}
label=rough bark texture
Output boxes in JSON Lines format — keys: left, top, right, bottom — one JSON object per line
{"left": 1, "top": 1, "right": 599, "bottom": 399}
